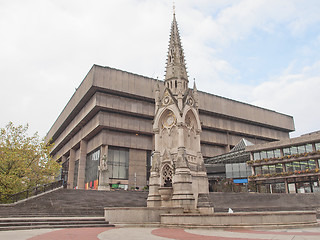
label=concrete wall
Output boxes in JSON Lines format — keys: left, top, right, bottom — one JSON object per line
{"left": 46, "top": 65, "right": 295, "bottom": 188}
{"left": 129, "top": 149, "right": 148, "bottom": 189}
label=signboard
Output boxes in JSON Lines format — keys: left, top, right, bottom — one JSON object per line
{"left": 233, "top": 179, "right": 248, "bottom": 184}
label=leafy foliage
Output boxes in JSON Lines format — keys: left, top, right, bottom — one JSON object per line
{"left": 0, "top": 122, "right": 60, "bottom": 195}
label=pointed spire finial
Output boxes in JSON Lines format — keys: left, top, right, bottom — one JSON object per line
{"left": 173, "top": 0, "right": 175, "bottom": 15}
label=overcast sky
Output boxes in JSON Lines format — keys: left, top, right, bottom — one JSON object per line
{"left": 0, "top": 0, "right": 319, "bottom": 139}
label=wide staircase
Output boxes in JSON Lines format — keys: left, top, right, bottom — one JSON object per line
{"left": 0, "top": 188, "right": 148, "bottom": 230}
{"left": 1, "top": 189, "right": 320, "bottom": 230}
{"left": 210, "top": 192, "right": 320, "bottom": 214}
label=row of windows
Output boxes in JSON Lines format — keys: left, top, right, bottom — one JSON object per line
{"left": 253, "top": 142, "right": 320, "bottom": 160}
{"left": 253, "top": 149, "right": 281, "bottom": 160}
{"left": 255, "top": 159, "right": 318, "bottom": 175}
{"left": 226, "top": 163, "right": 251, "bottom": 178}
{"left": 285, "top": 159, "right": 317, "bottom": 172}
{"left": 283, "top": 144, "right": 313, "bottom": 156}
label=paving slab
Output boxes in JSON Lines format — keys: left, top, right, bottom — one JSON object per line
{"left": 1, "top": 225, "right": 320, "bottom": 240}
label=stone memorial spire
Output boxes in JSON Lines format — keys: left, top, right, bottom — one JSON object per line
{"left": 164, "top": 11, "right": 189, "bottom": 96}
{"left": 147, "top": 9, "right": 212, "bottom": 213}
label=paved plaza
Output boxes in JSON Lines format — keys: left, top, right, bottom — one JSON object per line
{"left": 1, "top": 224, "right": 320, "bottom": 240}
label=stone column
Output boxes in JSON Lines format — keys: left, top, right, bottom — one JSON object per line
{"left": 177, "top": 124, "right": 184, "bottom": 148}
{"left": 284, "top": 178, "right": 289, "bottom": 193}
{"left": 147, "top": 151, "right": 161, "bottom": 207}
{"left": 77, "top": 140, "right": 87, "bottom": 189}
{"left": 67, "top": 149, "right": 76, "bottom": 189}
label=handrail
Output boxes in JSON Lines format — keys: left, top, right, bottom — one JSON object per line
{"left": 0, "top": 180, "right": 64, "bottom": 204}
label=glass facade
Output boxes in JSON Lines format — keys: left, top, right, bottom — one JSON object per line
{"left": 251, "top": 141, "right": 320, "bottom": 194}
{"left": 255, "top": 143, "right": 318, "bottom": 160}
{"left": 85, "top": 148, "right": 100, "bottom": 189}
{"left": 285, "top": 159, "right": 317, "bottom": 172}
{"left": 107, "top": 147, "right": 129, "bottom": 179}
{"left": 255, "top": 163, "right": 283, "bottom": 175}
{"left": 226, "top": 163, "right": 251, "bottom": 178}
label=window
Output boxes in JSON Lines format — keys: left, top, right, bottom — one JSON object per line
{"left": 108, "top": 147, "right": 129, "bottom": 179}
{"left": 286, "top": 162, "right": 293, "bottom": 172}
{"left": 274, "top": 149, "right": 281, "bottom": 158}
{"left": 269, "top": 165, "right": 276, "bottom": 173}
{"left": 275, "top": 163, "right": 283, "bottom": 173}
{"left": 292, "top": 161, "right": 301, "bottom": 171}
{"left": 300, "top": 161, "right": 308, "bottom": 170}
{"left": 262, "top": 165, "right": 269, "bottom": 174}
{"left": 73, "top": 160, "right": 79, "bottom": 188}
{"left": 309, "top": 159, "right": 317, "bottom": 170}
{"left": 283, "top": 148, "right": 291, "bottom": 156}
{"left": 290, "top": 146, "right": 298, "bottom": 154}
{"left": 315, "top": 143, "right": 320, "bottom": 151}
{"left": 255, "top": 166, "right": 262, "bottom": 175}
{"left": 253, "top": 152, "right": 260, "bottom": 160}
{"left": 306, "top": 144, "right": 313, "bottom": 153}
{"left": 297, "top": 145, "right": 306, "bottom": 154}
{"left": 260, "top": 151, "right": 267, "bottom": 159}
{"left": 85, "top": 149, "right": 100, "bottom": 187}
{"left": 267, "top": 150, "right": 274, "bottom": 159}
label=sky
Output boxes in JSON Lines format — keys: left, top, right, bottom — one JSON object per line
{"left": 0, "top": 0, "right": 319, "bottom": 139}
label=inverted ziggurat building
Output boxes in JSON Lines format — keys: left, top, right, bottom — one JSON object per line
{"left": 45, "top": 12, "right": 295, "bottom": 192}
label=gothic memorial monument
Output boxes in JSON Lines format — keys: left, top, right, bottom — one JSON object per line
{"left": 147, "top": 12, "right": 211, "bottom": 212}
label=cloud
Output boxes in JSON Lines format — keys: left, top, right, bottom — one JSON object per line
{"left": 0, "top": 0, "right": 319, "bottom": 140}
{"left": 251, "top": 61, "right": 320, "bottom": 137}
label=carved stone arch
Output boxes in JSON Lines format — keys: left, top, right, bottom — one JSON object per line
{"left": 154, "top": 106, "right": 177, "bottom": 129}
{"left": 161, "top": 163, "right": 173, "bottom": 187}
{"left": 158, "top": 109, "right": 177, "bottom": 130}
{"left": 182, "top": 107, "right": 201, "bottom": 131}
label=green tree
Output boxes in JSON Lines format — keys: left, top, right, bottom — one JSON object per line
{"left": 0, "top": 122, "right": 60, "bottom": 195}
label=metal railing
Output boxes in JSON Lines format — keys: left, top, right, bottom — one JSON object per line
{"left": 0, "top": 180, "right": 64, "bottom": 204}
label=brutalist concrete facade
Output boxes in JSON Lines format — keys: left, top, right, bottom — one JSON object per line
{"left": 45, "top": 64, "right": 295, "bottom": 190}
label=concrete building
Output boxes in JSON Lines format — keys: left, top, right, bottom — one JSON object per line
{"left": 45, "top": 13, "right": 295, "bottom": 191}
{"left": 247, "top": 131, "right": 320, "bottom": 193}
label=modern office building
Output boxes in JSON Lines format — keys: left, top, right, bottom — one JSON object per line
{"left": 205, "top": 138, "right": 253, "bottom": 192}
{"left": 45, "top": 15, "right": 295, "bottom": 191}
{"left": 205, "top": 132, "right": 320, "bottom": 194}
{"left": 247, "top": 131, "right": 320, "bottom": 193}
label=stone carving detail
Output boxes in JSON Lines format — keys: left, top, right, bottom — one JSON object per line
{"left": 175, "top": 153, "right": 189, "bottom": 168}
{"left": 151, "top": 153, "right": 160, "bottom": 172}
{"left": 99, "top": 154, "right": 108, "bottom": 171}
{"left": 162, "top": 164, "right": 173, "bottom": 187}
{"left": 98, "top": 154, "right": 110, "bottom": 191}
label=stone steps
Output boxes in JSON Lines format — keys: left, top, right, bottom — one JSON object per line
{"left": 0, "top": 217, "right": 114, "bottom": 231}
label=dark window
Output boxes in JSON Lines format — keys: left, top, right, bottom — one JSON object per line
{"left": 73, "top": 160, "right": 79, "bottom": 188}
{"left": 286, "top": 162, "right": 293, "bottom": 172}
{"left": 309, "top": 159, "right": 317, "bottom": 170}
{"left": 283, "top": 148, "right": 291, "bottom": 156}
{"left": 85, "top": 148, "right": 100, "bottom": 188}
{"left": 108, "top": 147, "right": 129, "bottom": 179}
{"left": 255, "top": 166, "right": 262, "bottom": 175}
{"left": 275, "top": 163, "right": 283, "bottom": 173}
